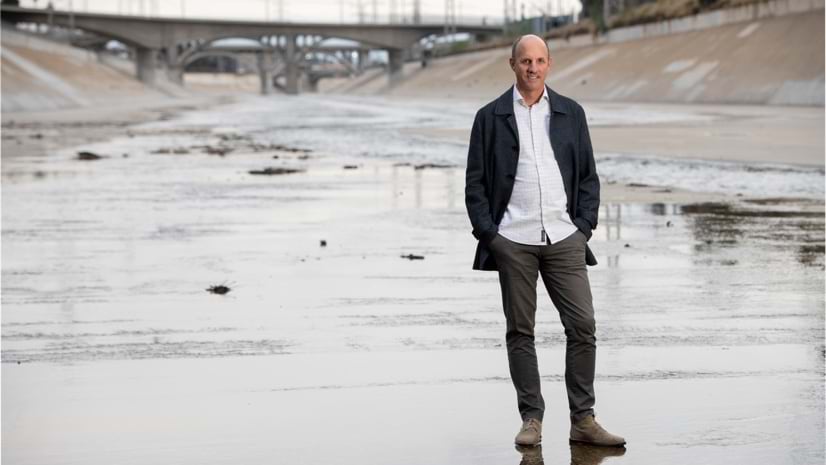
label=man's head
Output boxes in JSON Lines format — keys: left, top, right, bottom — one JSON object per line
{"left": 509, "top": 35, "right": 552, "bottom": 95}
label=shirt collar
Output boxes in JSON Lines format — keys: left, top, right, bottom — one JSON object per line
{"left": 512, "top": 85, "right": 549, "bottom": 107}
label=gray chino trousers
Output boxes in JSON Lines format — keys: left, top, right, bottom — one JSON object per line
{"left": 488, "top": 230, "right": 596, "bottom": 424}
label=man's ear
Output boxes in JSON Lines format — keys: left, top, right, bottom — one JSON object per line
{"left": 509, "top": 57, "right": 516, "bottom": 71}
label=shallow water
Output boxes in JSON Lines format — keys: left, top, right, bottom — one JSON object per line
{"left": 2, "top": 94, "right": 824, "bottom": 464}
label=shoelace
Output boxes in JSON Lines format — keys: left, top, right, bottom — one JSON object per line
{"left": 522, "top": 419, "right": 540, "bottom": 432}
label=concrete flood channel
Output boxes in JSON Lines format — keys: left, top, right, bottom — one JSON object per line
{"left": 1, "top": 94, "right": 823, "bottom": 464}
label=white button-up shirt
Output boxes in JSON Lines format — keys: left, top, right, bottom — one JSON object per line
{"left": 498, "top": 85, "right": 577, "bottom": 245}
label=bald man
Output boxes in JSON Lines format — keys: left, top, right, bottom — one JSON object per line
{"left": 464, "top": 35, "right": 624, "bottom": 448}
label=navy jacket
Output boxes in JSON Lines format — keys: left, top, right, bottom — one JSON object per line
{"left": 465, "top": 85, "right": 600, "bottom": 271}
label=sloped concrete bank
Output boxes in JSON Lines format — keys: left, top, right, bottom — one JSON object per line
{"left": 327, "top": 4, "right": 824, "bottom": 106}
{"left": 1, "top": 26, "right": 195, "bottom": 114}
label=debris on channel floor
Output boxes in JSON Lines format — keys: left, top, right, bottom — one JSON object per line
{"left": 206, "top": 283, "right": 231, "bottom": 295}
{"left": 413, "top": 163, "right": 456, "bottom": 170}
{"left": 248, "top": 143, "right": 311, "bottom": 154}
{"left": 151, "top": 147, "right": 190, "bottom": 155}
{"left": 77, "top": 151, "right": 104, "bottom": 160}
{"left": 248, "top": 167, "right": 305, "bottom": 176}
{"left": 203, "top": 146, "right": 233, "bottom": 156}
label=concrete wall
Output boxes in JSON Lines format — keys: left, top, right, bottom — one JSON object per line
{"left": 372, "top": 7, "right": 824, "bottom": 106}
{"left": 556, "top": 0, "right": 825, "bottom": 49}
{"left": 1, "top": 27, "right": 191, "bottom": 113}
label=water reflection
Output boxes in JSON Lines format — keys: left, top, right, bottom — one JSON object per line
{"left": 601, "top": 204, "right": 622, "bottom": 242}
{"left": 569, "top": 444, "right": 627, "bottom": 464}
{"left": 514, "top": 444, "right": 627, "bottom": 465}
{"left": 601, "top": 204, "right": 623, "bottom": 269}
{"left": 515, "top": 445, "right": 544, "bottom": 465}
{"left": 681, "top": 202, "right": 825, "bottom": 268}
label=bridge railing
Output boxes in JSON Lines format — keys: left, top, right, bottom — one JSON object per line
{"left": 2, "top": 4, "right": 503, "bottom": 28}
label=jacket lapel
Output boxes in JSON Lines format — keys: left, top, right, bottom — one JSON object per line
{"left": 493, "top": 86, "right": 518, "bottom": 146}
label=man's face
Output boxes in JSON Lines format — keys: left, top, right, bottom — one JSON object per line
{"left": 509, "top": 37, "right": 551, "bottom": 93}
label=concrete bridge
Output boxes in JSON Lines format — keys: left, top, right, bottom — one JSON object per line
{"left": 188, "top": 42, "right": 374, "bottom": 94}
{"left": 0, "top": 5, "right": 499, "bottom": 94}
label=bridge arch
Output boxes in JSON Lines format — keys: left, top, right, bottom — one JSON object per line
{"left": 1, "top": 5, "right": 499, "bottom": 91}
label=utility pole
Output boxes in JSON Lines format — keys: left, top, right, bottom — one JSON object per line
{"left": 413, "top": 0, "right": 421, "bottom": 24}
{"left": 444, "top": 0, "right": 456, "bottom": 41}
{"left": 389, "top": 0, "right": 397, "bottom": 23}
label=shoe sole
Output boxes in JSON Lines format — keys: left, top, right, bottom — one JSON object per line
{"left": 569, "top": 439, "right": 626, "bottom": 448}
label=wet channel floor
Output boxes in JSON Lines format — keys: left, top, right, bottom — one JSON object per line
{"left": 1, "top": 95, "right": 824, "bottom": 464}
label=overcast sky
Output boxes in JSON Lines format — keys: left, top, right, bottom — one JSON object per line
{"left": 20, "top": 0, "right": 582, "bottom": 24}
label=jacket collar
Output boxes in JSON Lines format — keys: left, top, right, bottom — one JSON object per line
{"left": 494, "top": 84, "right": 569, "bottom": 115}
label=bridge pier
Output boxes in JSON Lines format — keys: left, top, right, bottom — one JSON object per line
{"left": 357, "top": 49, "right": 368, "bottom": 73}
{"left": 164, "top": 45, "right": 184, "bottom": 85}
{"left": 387, "top": 48, "right": 404, "bottom": 86}
{"left": 256, "top": 50, "right": 274, "bottom": 95}
{"left": 167, "top": 65, "right": 184, "bottom": 85}
{"left": 135, "top": 46, "right": 157, "bottom": 85}
{"left": 284, "top": 34, "right": 299, "bottom": 95}
{"left": 304, "top": 75, "right": 320, "bottom": 93}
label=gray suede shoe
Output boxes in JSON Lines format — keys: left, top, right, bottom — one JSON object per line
{"left": 515, "top": 418, "right": 542, "bottom": 446}
{"left": 569, "top": 415, "right": 625, "bottom": 447}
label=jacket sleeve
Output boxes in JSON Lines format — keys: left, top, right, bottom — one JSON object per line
{"left": 465, "top": 110, "right": 498, "bottom": 245}
{"left": 573, "top": 104, "right": 600, "bottom": 239}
